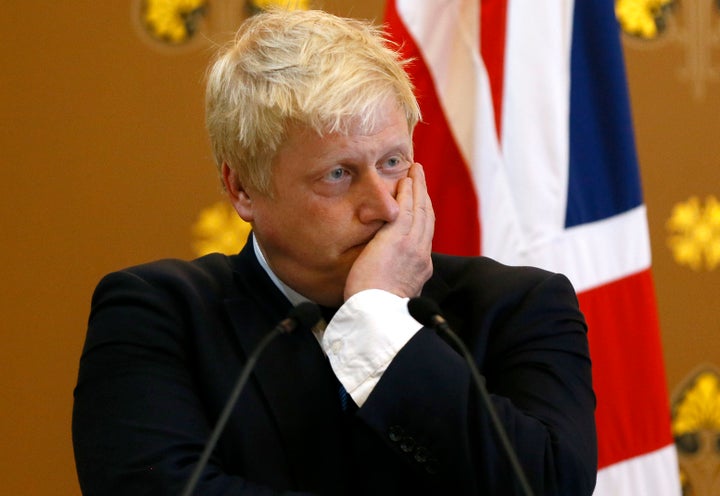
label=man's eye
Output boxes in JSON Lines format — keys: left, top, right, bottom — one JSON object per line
{"left": 386, "top": 157, "right": 401, "bottom": 168}
{"left": 381, "top": 156, "right": 409, "bottom": 173}
{"left": 326, "top": 167, "right": 347, "bottom": 181}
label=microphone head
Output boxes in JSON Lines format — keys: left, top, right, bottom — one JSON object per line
{"left": 407, "top": 297, "right": 442, "bottom": 328}
{"left": 289, "top": 302, "right": 322, "bottom": 333}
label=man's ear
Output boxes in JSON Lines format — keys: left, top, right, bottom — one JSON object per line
{"left": 222, "top": 163, "right": 254, "bottom": 222}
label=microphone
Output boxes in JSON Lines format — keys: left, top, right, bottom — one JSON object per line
{"left": 407, "top": 297, "right": 535, "bottom": 496}
{"left": 180, "top": 302, "right": 321, "bottom": 496}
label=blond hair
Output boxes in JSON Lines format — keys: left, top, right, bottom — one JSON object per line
{"left": 205, "top": 9, "right": 420, "bottom": 194}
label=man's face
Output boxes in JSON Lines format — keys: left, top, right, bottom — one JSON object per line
{"left": 235, "top": 104, "right": 413, "bottom": 306}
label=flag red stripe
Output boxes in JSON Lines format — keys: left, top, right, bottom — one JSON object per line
{"left": 580, "top": 269, "right": 673, "bottom": 469}
{"left": 384, "top": 2, "right": 481, "bottom": 256}
{"left": 480, "top": 0, "right": 508, "bottom": 138}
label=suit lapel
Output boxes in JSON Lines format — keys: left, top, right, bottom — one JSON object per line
{"left": 223, "top": 241, "right": 347, "bottom": 491}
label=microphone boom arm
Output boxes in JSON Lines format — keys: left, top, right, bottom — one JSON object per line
{"left": 408, "top": 297, "right": 535, "bottom": 496}
{"left": 179, "top": 302, "right": 320, "bottom": 496}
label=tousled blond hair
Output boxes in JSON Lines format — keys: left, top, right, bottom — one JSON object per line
{"left": 205, "top": 9, "right": 420, "bottom": 195}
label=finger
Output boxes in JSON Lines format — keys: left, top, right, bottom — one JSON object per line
{"left": 396, "top": 175, "right": 415, "bottom": 235}
{"left": 409, "top": 163, "right": 435, "bottom": 248}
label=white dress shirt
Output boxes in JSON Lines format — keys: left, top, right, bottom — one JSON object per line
{"left": 253, "top": 237, "right": 422, "bottom": 406}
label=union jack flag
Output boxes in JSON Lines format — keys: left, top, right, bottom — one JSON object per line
{"left": 384, "top": 1, "right": 680, "bottom": 493}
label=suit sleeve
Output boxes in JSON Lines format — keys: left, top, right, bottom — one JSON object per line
{"left": 72, "top": 269, "right": 314, "bottom": 496}
{"left": 357, "top": 271, "right": 597, "bottom": 495}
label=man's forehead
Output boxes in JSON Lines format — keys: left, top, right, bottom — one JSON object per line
{"left": 275, "top": 111, "right": 411, "bottom": 166}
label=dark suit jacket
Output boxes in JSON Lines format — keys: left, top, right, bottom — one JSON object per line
{"left": 72, "top": 241, "right": 597, "bottom": 495}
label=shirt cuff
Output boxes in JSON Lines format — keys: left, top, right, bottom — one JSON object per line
{"left": 321, "top": 289, "right": 423, "bottom": 407}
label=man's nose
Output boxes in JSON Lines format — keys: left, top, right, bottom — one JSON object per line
{"left": 356, "top": 170, "right": 400, "bottom": 224}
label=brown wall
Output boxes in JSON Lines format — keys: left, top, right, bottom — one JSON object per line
{"left": 1, "top": 2, "right": 716, "bottom": 494}
{"left": 623, "top": 25, "right": 720, "bottom": 393}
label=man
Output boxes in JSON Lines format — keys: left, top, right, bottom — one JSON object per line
{"left": 73, "top": 9, "right": 597, "bottom": 495}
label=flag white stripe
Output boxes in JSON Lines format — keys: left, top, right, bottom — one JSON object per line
{"left": 594, "top": 444, "right": 681, "bottom": 496}
{"left": 499, "top": 1, "right": 574, "bottom": 257}
{"left": 519, "top": 205, "right": 652, "bottom": 293}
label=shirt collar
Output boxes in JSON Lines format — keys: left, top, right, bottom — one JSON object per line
{"left": 252, "top": 235, "right": 309, "bottom": 307}
{"left": 252, "top": 236, "right": 328, "bottom": 342}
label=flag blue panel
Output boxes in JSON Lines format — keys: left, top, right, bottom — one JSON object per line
{"left": 565, "top": 0, "right": 644, "bottom": 228}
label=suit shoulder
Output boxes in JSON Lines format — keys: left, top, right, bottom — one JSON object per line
{"left": 430, "top": 253, "right": 577, "bottom": 301}
{"left": 93, "top": 253, "right": 238, "bottom": 303}
{"left": 432, "top": 253, "right": 558, "bottom": 281}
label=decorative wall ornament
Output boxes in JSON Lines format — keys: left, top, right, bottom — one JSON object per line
{"left": 246, "top": 0, "right": 310, "bottom": 14}
{"left": 616, "top": 0, "right": 720, "bottom": 99}
{"left": 133, "top": 0, "right": 310, "bottom": 51}
{"left": 667, "top": 195, "right": 720, "bottom": 271}
{"left": 192, "top": 201, "right": 251, "bottom": 256}
{"left": 141, "top": 0, "right": 208, "bottom": 44}
{"left": 616, "top": 0, "right": 676, "bottom": 39}
{"left": 672, "top": 365, "right": 720, "bottom": 496}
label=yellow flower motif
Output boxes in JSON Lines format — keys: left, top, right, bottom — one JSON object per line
{"left": 672, "top": 372, "right": 720, "bottom": 435}
{"left": 615, "top": 0, "right": 674, "bottom": 39}
{"left": 667, "top": 195, "right": 720, "bottom": 271}
{"left": 192, "top": 201, "right": 251, "bottom": 256}
{"left": 143, "top": 0, "right": 208, "bottom": 44}
{"left": 248, "top": 0, "right": 310, "bottom": 11}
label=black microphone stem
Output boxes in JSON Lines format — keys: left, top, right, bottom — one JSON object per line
{"left": 408, "top": 298, "right": 534, "bottom": 496}
{"left": 180, "top": 302, "right": 320, "bottom": 496}
{"left": 179, "top": 325, "right": 283, "bottom": 496}
{"left": 436, "top": 318, "right": 535, "bottom": 496}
